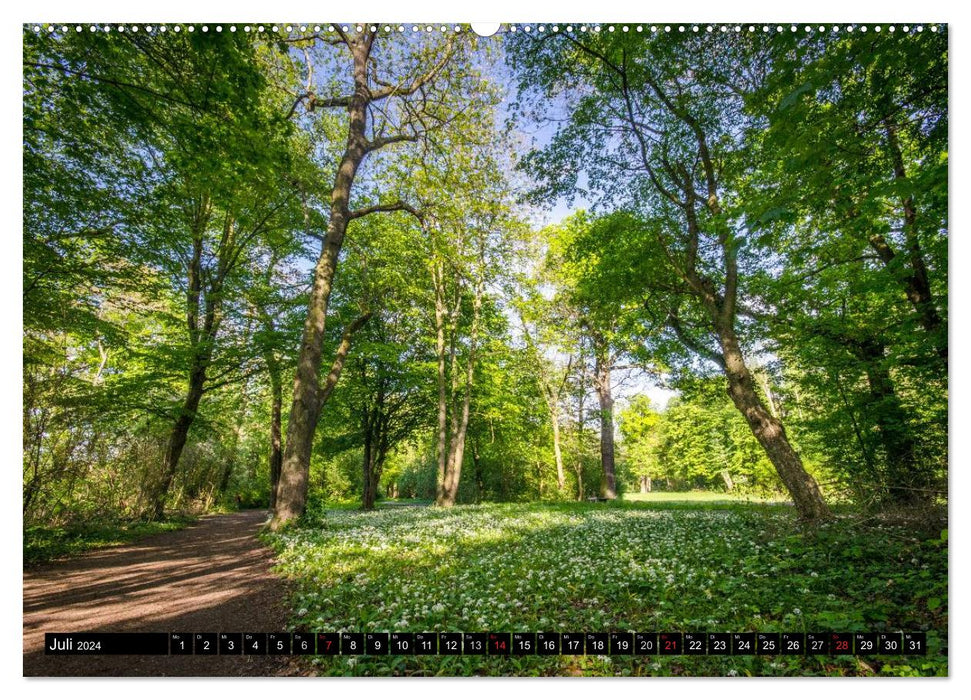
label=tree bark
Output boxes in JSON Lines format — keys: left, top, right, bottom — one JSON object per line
{"left": 593, "top": 340, "right": 617, "bottom": 500}
{"left": 551, "top": 409, "right": 565, "bottom": 491}
{"left": 718, "top": 329, "right": 829, "bottom": 520}
{"left": 858, "top": 339, "right": 922, "bottom": 505}
{"left": 150, "top": 365, "right": 206, "bottom": 520}
{"left": 879, "top": 120, "right": 946, "bottom": 362}
{"left": 271, "top": 36, "right": 373, "bottom": 530}
{"left": 268, "top": 363, "right": 283, "bottom": 510}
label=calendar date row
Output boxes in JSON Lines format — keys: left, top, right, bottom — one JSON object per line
{"left": 46, "top": 631, "right": 926, "bottom": 656}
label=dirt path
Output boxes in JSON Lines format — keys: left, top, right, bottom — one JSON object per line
{"left": 23, "top": 510, "right": 301, "bottom": 677}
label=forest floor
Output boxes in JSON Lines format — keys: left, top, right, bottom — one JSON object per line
{"left": 268, "top": 500, "right": 947, "bottom": 677}
{"left": 22, "top": 509, "right": 301, "bottom": 677}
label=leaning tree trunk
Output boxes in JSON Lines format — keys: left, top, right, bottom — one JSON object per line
{"left": 719, "top": 330, "right": 829, "bottom": 520}
{"left": 271, "top": 41, "right": 371, "bottom": 530}
{"left": 150, "top": 365, "right": 206, "bottom": 520}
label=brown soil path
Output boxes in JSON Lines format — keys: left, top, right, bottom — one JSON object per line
{"left": 23, "top": 510, "right": 301, "bottom": 676}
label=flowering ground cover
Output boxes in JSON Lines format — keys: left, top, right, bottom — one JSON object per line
{"left": 265, "top": 501, "right": 946, "bottom": 676}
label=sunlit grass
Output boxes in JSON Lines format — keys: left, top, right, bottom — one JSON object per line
{"left": 622, "top": 491, "right": 786, "bottom": 504}
{"left": 265, "top": 501, "right": 946, "bottom": 677}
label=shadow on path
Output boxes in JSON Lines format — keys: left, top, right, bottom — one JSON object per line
{"left": 23, "top": 510, "right": 301, "bottom": 677}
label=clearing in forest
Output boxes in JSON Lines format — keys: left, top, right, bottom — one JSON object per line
{"left": 267, "top": 501, "right": 947, "bottom": 677}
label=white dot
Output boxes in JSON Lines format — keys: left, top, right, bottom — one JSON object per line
{"left": 117, "top": 26, "right": 125, "bottom": 32}
{"left": 889, "top": 26, "right": 896, "bottom": 32}
{"left": 244, "top": 26, "right": 251, "bottom": 32}
{"left": 931, "top": 25, "right": 938, "bottom": 32}
{"left": 286, "top": 26, "right": 292, "bottom": 32}
{"left": 692, "top": 26, "right": 698, "bottom": 33}
{"left": 174, "top": 26, "right": 181, "bottom": 32}
{"left": 131, "top": 25, "right": 139, "bottom": 32}
{"left": 371, "top": 26, "right": 378, "bottom": 32}
{"left": 202, "top": 26, "right": 208, "bottom": 32}
{"left": 230, "top": 26, "right": 236, "bottom": 32}
{"left": 918, "top": 25, "right": 924, "bottom": 32}
{"left": 622, "top": 26, "right": 629, "bottom": 32}
{"left": 636, "top": 26, "right": 642, "bottom": 32}
{"left": 89, "top": 25, "right": 96, "bottom": 32}
{"left": 875, "top": 26, "right": 881, "bottom": 32}
{"left": 860, "top": 26, "right": 867, "bottom": 32}
{"left": 159, "top": 26, "right": 167, "bottom": 33}
{"left": 678, "top": 25, "right": 685, "bottom": 32}
{"left": 706, "top": 26, "right": 713, "bottom": 33}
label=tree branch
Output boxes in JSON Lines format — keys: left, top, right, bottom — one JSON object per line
{"left": 348, "top": 199, "right": 422, "bottom": 222}
{"left": 318, "top": 312, "right": 374, "bottom": 406}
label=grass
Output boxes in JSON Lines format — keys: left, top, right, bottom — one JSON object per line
{"left": 265, "top": 500, "right": 947, "bottom": 677}
{"left": 622, "top": 491, "right": 786, "bottom": 504}
{"left": 24, "top": 516, "right": 197, "bottom": 566}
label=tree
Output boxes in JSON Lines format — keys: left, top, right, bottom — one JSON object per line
{"left": 25, "top": 29, "right": 305, "bottom": 520}
{"left": 272, "top": 28, "right": 481, "bottom": 528}
{"left": 510, "top": 32, "right": 831, "bottom": 519}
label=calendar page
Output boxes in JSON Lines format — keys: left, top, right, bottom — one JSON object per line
{"left": 22, "top": 15, "right": 948, "bottom": 680}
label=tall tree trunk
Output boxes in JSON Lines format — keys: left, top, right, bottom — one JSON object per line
{"left": 362, "top": 426, "right": 375, "bottom": 510}
{"left": 271, "top": 38, "right": 372, "bottom": 530}
{"left": 574, "top": 357, "right": 587, "bottom": 501}
{"left": 433, "top": 262, "right": 449, "bottom": 505}
{"left": 438, "top": 278, "right": 483, "bottom": 507}
{"left": 593, "top": 344, "right": 617, "bottom": 499}
{"left": 859, "top": 340, "right": 922, "bottom": 505}
{"left": 718, "top": 329, "right": 829, "bottom": 520}
{"left": 551, "top": 409, "right": 565, "bottom": 492}
{"left": 878, "top": 120, "right": 946, "bottom": 362}
{"left": 268, "top": 367, "right": 283, "bottom": 510}
{"left": 150, "top": 364, "right": 206, "bottom": 520}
